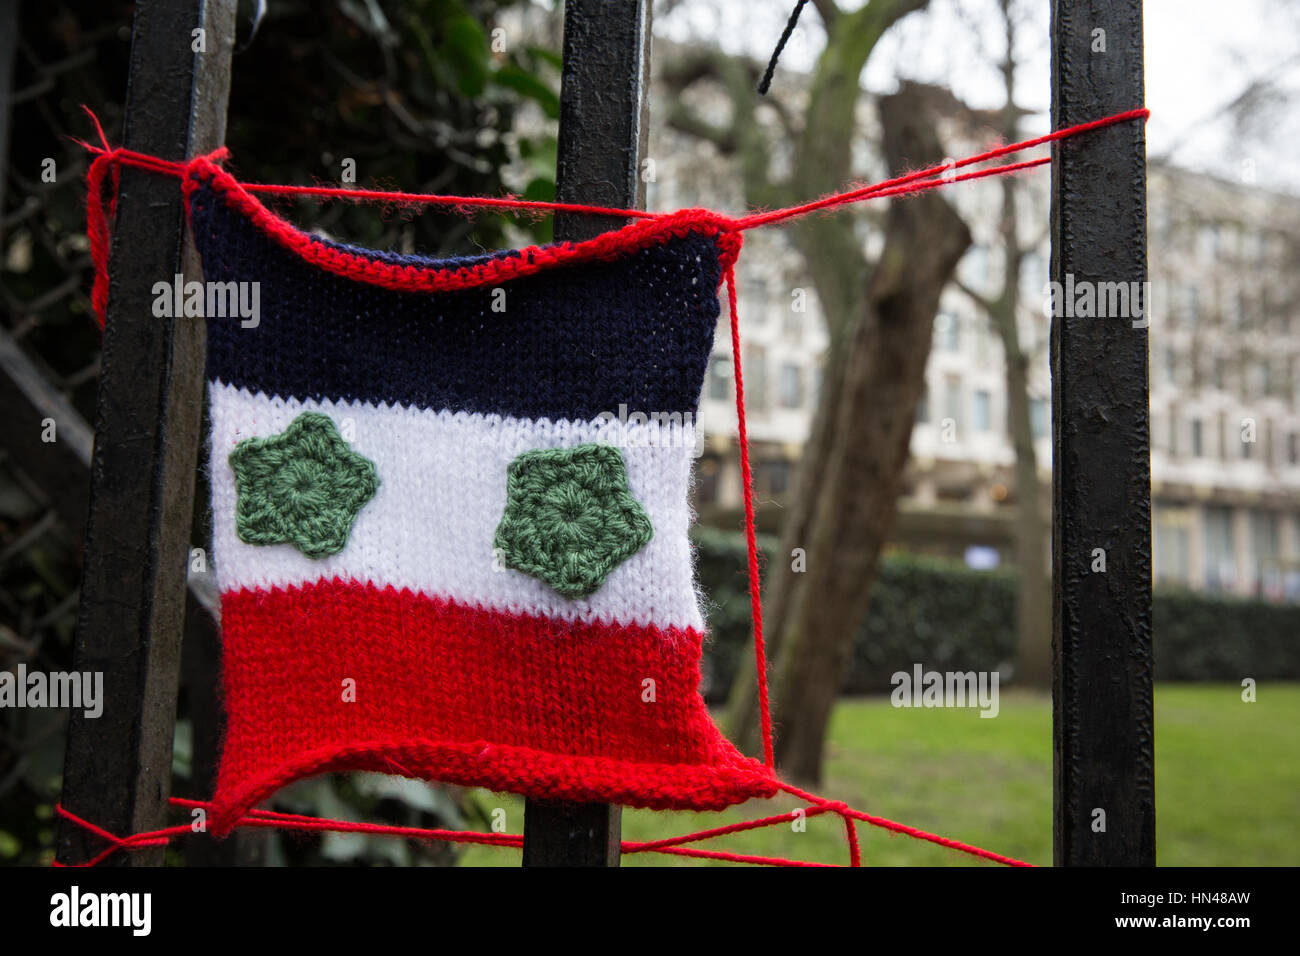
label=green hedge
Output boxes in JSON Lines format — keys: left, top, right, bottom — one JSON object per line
{"left": 1152, "top": 588, "right": 1300, "bottom": 682}
{"left": 694, "top": 527, "right": 1300, "bottom": 701}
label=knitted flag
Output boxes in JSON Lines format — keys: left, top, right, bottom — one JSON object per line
{"left": 184, "top": 161, "right": 778, "bottom": 832}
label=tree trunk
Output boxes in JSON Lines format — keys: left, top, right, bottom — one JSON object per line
{"left": 725, "top": 303, "right": 846, "bottom": 754}
{"left": 996, "top": 250, "right": 1051, "bottom": 686}
{"left": 721, "top": 0, "right": 932, "bottom": 758}
{"left": 998, "top": 274, "right": 1051, "bottom": 686}
{"left": 759, "top": 86, "right": 971, "bottom": 782}
{"left": 992, "top": 1, "right": 1051, "bottom": 686}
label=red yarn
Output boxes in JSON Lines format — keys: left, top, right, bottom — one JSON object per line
{"left": 844, "top": 814, "right": 862, "bottom": 867}
{"left": 56, "top": 790, "right": 1031, "bottom": 867}
{"left": 731, "top": 105, "right": 1149, "bottom": 229}
{"left": 181, "top": 158, "right": 743, "bottom": 299}
{"left": 725, "top": 264, "right": 775, "bottom": 769}
{"left": 76, "top": 105, "right": 1148, "bottom": 329}
{"left": 777, "top": 782, "right": 1033, "bottom": 867}
{"left": 239, "top": 179, "right": 665, "bottom": 220}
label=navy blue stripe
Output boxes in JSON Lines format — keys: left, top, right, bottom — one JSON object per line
{"left": 189, "top": 182, "right": 723, "bottom": 420}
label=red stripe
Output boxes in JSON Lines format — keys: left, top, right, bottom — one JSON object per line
{"left": 212, "top": 578, "right": 776, "bottom": 833}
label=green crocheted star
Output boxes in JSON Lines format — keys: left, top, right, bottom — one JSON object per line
{"left": 228, "top": 412, "right": 379, "bottom": 559}
{"left": 494, "top": 443, "right": 653, "bottom": 599}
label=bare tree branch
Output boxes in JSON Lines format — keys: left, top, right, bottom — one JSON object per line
{"left": 953, "top": 275, "right": 997, "bottom": 314}
{"left": 664, "top": 101, "right": 735, "bottom": 152}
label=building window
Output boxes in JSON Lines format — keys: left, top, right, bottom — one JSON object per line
{"left": 1154, "top": 508, "right": 1191, "bottom": 586}
{"left": 1022, "top": 251, "right": 1044, "bottom": 283}
{"left": 1154, "top": 202, "right": 1172, "bottom": 238}
{"left": 777, "top": 362, "right": 803, "bottom": 409}
{"left": 973, "top": 390, "right": 992, "bottom": 432}
{"left": 707, "top": 355, "right": 731, "bottom": 401}
{"left": 1183, "top": 283, "right": 1199, "bottom": 325}
{"left": 1248, "top": 358, "right": 1267, "bottom": 397}
{"left": 1245, "top": 229, "right": 1265, "bottom": 261}
{"left": 1290, "top": 433, "right": 1299, "bottom": 466}
{"left": 694, "top": 455, "right": 720, "bottom": 505}
{"left": 745, "top": 345, "right": 768, "bottom": 410}
{"left": 1197, "top": 222, "right": 1219, "bottom": 259}
{"left": 962, "top": 246, "right": 990, "bottom": 287}
{"left": 936, "top": 312, "right": 960, "bottom": 352}
{"left": 1030, "top": 398, "right": 1048, "bottom": 439}
{"left": 1190, "top": 419, "right": 1204, "bottom": 457}
{"left": 742, "top": 279, "right": 767, "bottom": 325}
{"left": 1203, "top": 506, "right": 1235, "bottom": 592}
{"left": 943, "top": 375, "right": 962, "bottom": 425}
{"left": 761, "top": 458, "right": 792, "bottom": 495}
{"left": 1226, "top": 286, "right": 1243, "bottom": 327}
{"left": 1251, "top": 510, "right": 1281, "bottom": 598}
{"left": 783, "top": 313, "right": 802, "bottom": 340}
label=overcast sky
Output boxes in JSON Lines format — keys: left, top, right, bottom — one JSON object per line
{"left": 656, "top": 0, "right": 1300, "bottom": 194}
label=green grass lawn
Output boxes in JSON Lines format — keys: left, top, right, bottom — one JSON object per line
{"left": 458, "top": 683, "right": 1300, "bottom": 866}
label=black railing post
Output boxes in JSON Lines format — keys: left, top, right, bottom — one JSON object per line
{"left": 0, "top": 0, "right": 17, "bottom": 249}
{"left": 520, "top": 0, "right": 652, "bottom": 867}
{"left": 55, "top": 0, "right": 237, "bottom": 866}
{"left": 1049, "top": 0, "right": 1156, "bottom": 866}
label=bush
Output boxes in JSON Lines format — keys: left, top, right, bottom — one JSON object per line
{"left": 846, "top": 553, "right": 1018, "bottom": 693}
{"left": 1153, "top": 589, "right": 1300, "bottom": 681}
{"left": 694, "top": 528, "right": 1300, "bottom": 702}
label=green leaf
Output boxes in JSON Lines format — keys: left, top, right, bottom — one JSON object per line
{"left": 441, "top": 14, "right": 490, "bottom": 97}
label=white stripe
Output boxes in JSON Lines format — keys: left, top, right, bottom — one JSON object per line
{"left": 208, "top": 382, "right": 705, "bottom": 631}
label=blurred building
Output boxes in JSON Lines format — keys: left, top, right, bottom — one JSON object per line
{"left": 649, "top": 74, "right": 1300, "bottom": 602}
{"left": 1146, "top": 164, "right": 1300, "bottom": 600}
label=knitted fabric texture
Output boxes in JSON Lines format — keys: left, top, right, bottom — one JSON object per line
{"left": 494, "top": 443, "right": 653, "bottom": 599}
{"left": 229, "top": 412, "right": 379, "bottom": 559}
{"left": 186, "top": 159, "right": 777, "bottom": 832}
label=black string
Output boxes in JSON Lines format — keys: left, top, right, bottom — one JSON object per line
{"left": 757, "top": 0, "right": 809, "bottom": 96}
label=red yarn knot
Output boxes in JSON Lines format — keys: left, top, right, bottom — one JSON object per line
{"left": 53, "top": 804, "right": 172, "bottom": 867}
{"left": 77, "top": 121, "right": 230, "bottom": 331}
